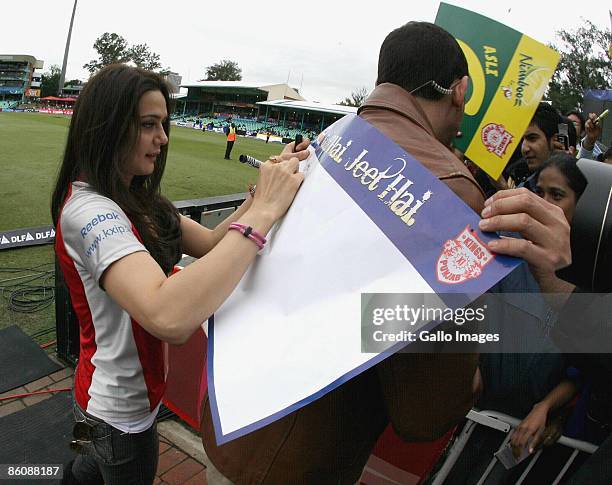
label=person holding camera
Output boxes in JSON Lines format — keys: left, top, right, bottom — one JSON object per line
{"left": 567, "top": 110, "right": 586, "bottom": 143}
{"left": 521, "top": 104, "right": 577, "bottom": 172}
{"left": 521, "top": 103, "right": 563, "bottom": 174}
{"left": 53, "top": 64, "right": 309, "bottom": 485}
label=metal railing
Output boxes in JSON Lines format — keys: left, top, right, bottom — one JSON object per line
{"left": 173, "top": 193, "right": 245, "bottom": 225}
{"left": 431, "top": 409, "right": 598, "bottom": 485}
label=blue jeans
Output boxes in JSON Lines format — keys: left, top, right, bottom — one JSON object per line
{"left": 69, "top": 404, "right": 159, "bottom": 485}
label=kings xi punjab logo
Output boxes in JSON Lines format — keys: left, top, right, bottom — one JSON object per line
{"left": 481, "top": 123, "right": 514, "bottom": 158}
{"left": 437, "top": 226, "right": 494, "bottom": 284}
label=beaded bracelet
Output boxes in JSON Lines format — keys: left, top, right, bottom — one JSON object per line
{"left": 228, "top": 223, "right": 266, "bottom": 250}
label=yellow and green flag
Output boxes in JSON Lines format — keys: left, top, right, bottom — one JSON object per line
{"left": 435, "top": 3, "right": 560, "bottom": 179}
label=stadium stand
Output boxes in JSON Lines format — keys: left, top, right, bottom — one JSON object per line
{"left": 171, "top": 81, "right": 356, "bottom": 140}
{"left": 0, "top": 55, "right": 44, "bottom": 105}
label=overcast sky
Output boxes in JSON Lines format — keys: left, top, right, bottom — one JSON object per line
{"left": 2, "top": 1, "right": 610, "bottom": 104}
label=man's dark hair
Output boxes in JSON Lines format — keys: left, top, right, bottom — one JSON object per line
{"left": 376, "top": 21, "right": 468, "bottom": 100}
{"left": 530, "top": 102, "right": 561, "bottom": 141}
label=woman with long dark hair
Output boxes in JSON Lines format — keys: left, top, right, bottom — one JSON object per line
{"left": 53, "top": 64, "right": 308, "bottom": 484}
{"left": 532, "top": 153, "right": 587, "bottom": 224}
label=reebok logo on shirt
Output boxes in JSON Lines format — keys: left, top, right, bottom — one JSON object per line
{"left": 84, "top": 224, "right": 132, "bottom": 258}
{"left": 80, "top": 212, "right": 121, "bottom": 238}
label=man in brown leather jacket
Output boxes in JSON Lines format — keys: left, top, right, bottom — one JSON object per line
{"left": 200, "top": 22, "right": 572, "bottom": 484}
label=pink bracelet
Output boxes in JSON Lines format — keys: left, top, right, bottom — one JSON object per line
{"left": 228, "top": 223, "right": 267, "bottom": 250}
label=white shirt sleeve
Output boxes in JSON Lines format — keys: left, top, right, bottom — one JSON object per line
{"left": 578, "top": 138, "right": 604, "bottom": 160}
{"left": 61, "top": 189, "right": 148, "bottom": 283}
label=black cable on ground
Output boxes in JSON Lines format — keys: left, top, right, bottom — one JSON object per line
{"left": 2, "top": 265, "right": 181, "bottom": 422}
{"left": 0, "top": 263, "right": 55, "bottom": 313}
{"left": 31, "top": 327, "right": 56, "bottom": 338}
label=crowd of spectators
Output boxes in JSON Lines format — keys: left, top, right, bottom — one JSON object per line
{"left": 173, "top": 112, "right": 318, "bottom": 142}
{"left": 448, "top": 101, "right": 610, "bottom": 483}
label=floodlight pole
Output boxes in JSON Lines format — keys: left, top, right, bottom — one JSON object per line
{"left": 58, "top": 0, "right": 78, "bottom": 97}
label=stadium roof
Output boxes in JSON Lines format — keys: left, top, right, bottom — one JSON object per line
{"left": 0, "top": 54, "right": 44, "bottom": 69}
{"left": 257, "top": 99, "right": 358, "bottom": 116}
{"left": 179, "top": 81, "right": 304, "bottom": 101}
{"left": 181, "top": 81, "right": 279, "bottom": 89}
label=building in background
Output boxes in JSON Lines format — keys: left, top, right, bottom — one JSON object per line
{"left": 0, "top": 55, "right": 44, "bottom": 105}
{"left": 178, "top": 81, "right": 304, "bottom": 119}
{"left": 164, "top": 71, "right": 182, "bottom": 94}
{"left": 61, "top": 83, "right": 84, "bottom": 98}
{"left": 255, "top": 99, "right": 356, "bottom": 134}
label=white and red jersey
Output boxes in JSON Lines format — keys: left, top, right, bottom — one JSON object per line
{"left": 55, "top": 181, "right": 165, "bottom": 431}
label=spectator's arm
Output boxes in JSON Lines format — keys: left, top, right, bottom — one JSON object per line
{"left": 578, "top": 113, "right": 603, "bottom": 159}
{"left": 511, "top": 379, "right": 579, "bottom": 457}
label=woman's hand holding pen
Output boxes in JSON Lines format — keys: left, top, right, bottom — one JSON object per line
{"left": 249, "top": 138, "right": 311, "bottom": 224}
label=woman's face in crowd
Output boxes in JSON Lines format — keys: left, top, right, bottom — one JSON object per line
{"left": 535, "top": 166, "right": 577, "bottom": 223}
{"left": 124, "top": 90, "right": 169, "bottom": 185}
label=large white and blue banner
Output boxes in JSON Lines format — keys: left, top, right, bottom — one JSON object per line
{"left": 207, "top": 114, "right": 520, "bottom": 444}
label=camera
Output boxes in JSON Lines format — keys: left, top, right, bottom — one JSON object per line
{"left": 556, "top": 159, "right": 612, "bottom": 292}
{"left": 556, "top": 123, "right": 569, "bottom": 151}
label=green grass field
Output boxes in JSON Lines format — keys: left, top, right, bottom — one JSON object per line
{"left": 0, "top": 112, "right": 286, "bottom": 338}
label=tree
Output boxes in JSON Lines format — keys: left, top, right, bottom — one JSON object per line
{"left": 83, "top": 33, "right": 130, "bottom": 73}
{"left": 338, "top": 87, "right": 369, "bottom": 107}
{"left": 128, "top": 43, "right": 161, "bottom": 72}
{"left": 547, "top": 20, "right": 611, "bottom": 113}
{"left": 41, "top": 65, "right": 61, "bottom": 97}
{"left": 202, "top": 60, "right": 242, "bottom": 81}
{"left": 83, "top": 33, "right": 170, "bottom": 75}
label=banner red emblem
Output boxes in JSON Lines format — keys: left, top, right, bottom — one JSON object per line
{"left": 437, "top": 226, "right": 494, "bottom": 284}
{"left": 481, "top": 123, "right": 514, "bottom": 158}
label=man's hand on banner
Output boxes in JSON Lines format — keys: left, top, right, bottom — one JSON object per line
{"left": 477, "top": 188, "right": 571, "bottom": 274}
